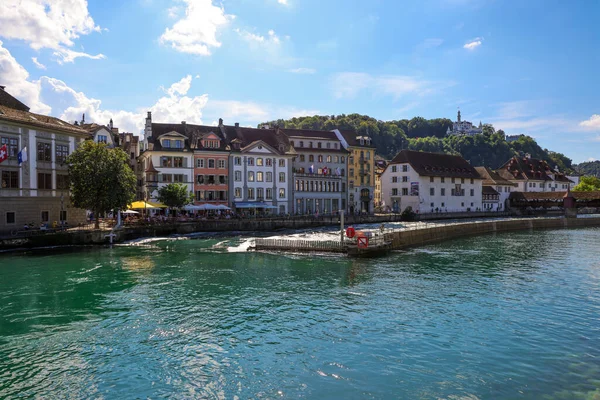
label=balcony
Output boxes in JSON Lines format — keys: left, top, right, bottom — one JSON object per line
{"left": 293, "top": 172, "right": 343, "bottom": 180}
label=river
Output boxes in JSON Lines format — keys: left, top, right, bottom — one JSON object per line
{"left": 1, "top": 227, "right": 599, "bottom": 399}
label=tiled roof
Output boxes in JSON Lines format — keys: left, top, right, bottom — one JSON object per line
{"left": 389, "top": 150, "right": 482, "bottom": 179}
{"left": 496, "top": 156, "right": 573, "bottom": 183}
{"left": 281, "top": 128, "right": 340, "bottom": 140}
{"left": 482, "top": 186, "right": 500, "bottom": 195}
{"left": 149, "top": 122, "right": 228, "bottom": 152}
{"left": 338, "top": 129, "right": 376, "bottom": 148}
{"left": 475, "top": 166, "right": 518, "bottom": 186}
{"left": 0, "top": 87, "right": 29, "bottom": 111}
{"left": 509, "top": 191, "right": 600, "bottom": 202}
{"left": 0, "top": 104, "right": 87, "bottom": 136}
{"left": 231, "top": 126, "right": 294, "bottom": 155}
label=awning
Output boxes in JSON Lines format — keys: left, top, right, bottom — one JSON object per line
{"left": 234, "top": 202, "right": 277, "bottom": 209}
{"left": 147, "top": 201, "right": 167, "bottom": 208}
{"left": 129, "top": 201, "right": 157, "bottom": 209}
{"left": 184, "top": 204, "right": 220, "bottom": 211}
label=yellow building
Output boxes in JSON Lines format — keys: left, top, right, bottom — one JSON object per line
{"left": 374, "top": 157, "right": 387, "bottom": 212}
{"left": 333, "top": 130, "right": 376, "bottom": 213}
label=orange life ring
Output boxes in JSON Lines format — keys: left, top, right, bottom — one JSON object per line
{"left": 346, "top": 227, "right": 356, "bottom": 238}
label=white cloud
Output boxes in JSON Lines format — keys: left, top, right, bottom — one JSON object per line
{"left": 288, "top": 67, "right": 316, "bottom": 74}
{"left": 277, "top": 0, "right": 289, "bottom": 4}
{"left": 0, "top": 40, "right": 51, "bottom": 114}
{"left": 31, "top": 57, "right": 46, "bottom": 70}
{"left": 417, "top": 38, "right": 444, "bottom": 50}
{"left": 588, "top": 157, "right": 598, "bottom": 161}
{"left": 580, "top": 114, "right": 600, "bottom": 130}
{"left": 464, "top": 37, "right": 483, "bottom": 50}
{"left": 0, "top": 0, "right": 104, "bottom": 63}
{"left": 159, "top": 0, "right": 234, "bottom": 56}
{"left": 205, "top": 100, "right": 319, "bottom": 125}
{"left": 167, "top": 6, "right": 180, "bottom": 18}
{"left": 331, "top": 72, "right": 453, "bottom": 100}
{"left": 236, "top": 28, "right": 282, "bottom": 46}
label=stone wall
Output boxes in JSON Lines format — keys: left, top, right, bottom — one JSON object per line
{"left": 0, "top": 196, "right": 87, "bottom": 234}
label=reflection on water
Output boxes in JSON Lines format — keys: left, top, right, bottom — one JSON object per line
{"left": 0, "top": 228, "right": 599, "bottom": 399}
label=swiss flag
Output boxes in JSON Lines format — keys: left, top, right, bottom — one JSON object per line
{"left": 0, "top": 144, "right": 7, "bottom": 164}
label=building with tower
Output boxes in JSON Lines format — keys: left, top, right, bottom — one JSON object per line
{"left": 446, "top": 110, "right": 483, "bottom": 136}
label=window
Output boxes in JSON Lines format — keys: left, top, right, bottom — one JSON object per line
{"left": 279, "top": 172, "right": 285, "bottom": 182}
{"left": 257, "top": 171, "right": 264, "bottom": 182}
{"left": 470, "top": 178, "right": 474, "bottom": 184}
{"left": 402, "top": 176, "right": 408, "bottom": 182}
{"left": 326, "top": 155, "right": 332, "bottom": 163}
{"left": 197, "top": 175, "right": 204, "bottom": 184}
{"left": 392, "top": 188, "right": 398, "bottom": 196}
{"left": 218, "top": 159, "right": 226, "bottom": 169}
{"left": 2, "top": 171, "right": 18, "bottom": 188}
{"left": 341, "top": 156, "right": 345, "bottom": 163}
{"left": 402, "top": 188, "right": 408, "bottom": 195}
{"left": 174, "top": 157, "right": 183, "bottom": 168}
{"left": 174, "top": 140, "right": 183, "bottom": 149}
{"left": 441, "top": 188, "right": 446, "bottom": 196}
{"left": 1, "top": 137, "right": 18, "bottom": 158}
{"left": 461, "top": 202, "right": 465, "bottom": 207}
{"left": 318, "top": 142, "right": 322, "bottom": 148}
{"left": 327, "top": 143, "right": 331, "bottom": 149}
{"left": 234, "top": 171, "right": 241, "bottom": 181}
{"left": 299, "top": 155, "right": 305, "bottom": 162}
{"left": 163, "top": 139, "right": 171, "bottom": 148}
{"left": 257, "top": 158, "right": 264, "bottom": 166}
{"left": 98, "top": 135, "right": 108, "bottom": 144}
{"left": 335, "top": 156, "right": 339, "bottom": 163}
{"left": 60, "top": 210, "right": 67, "bottom": 222}
{"left": 430, "top": 177, "right": 434, "bottom": 183}
{"left": 248, "top": 171, "right": 254, "bottom": 182}
{"left": 266, "top": 158, "right": 273, "bottom": 167}
{"left": 235, "top": 187, "right": 242, "bottom": 198}
{"left": 6, "top": 211, "right": 15, "bottom": 224}
{"left": 279, "top": 159, "right": 285, "bottom": 167}
{"left": 197, "top": 159, "right": 205, "bottom": 168}
{"left": 392, "top": 176, "right": 398, "bottom": 183}
{"left": 470, "top": 189, "right": 474, "bottom": 196}
{"left": 56, "top": 145, "right": 69, "bottom": 164}
{"left": 266, "top": 188, "right": 273, "bottom": 200}
{"left": 257, "top": 188, "right": 264, "bottom": 199}
{"left": 318, "top": 155, "right": 323, "bottom": 163}
{"left": 234, "top": 157, "right": 241, "bottom": 166}
{"left": 461, "top": 178, "right": 465, "bottom": 184}
{"left": 38, "top": 173, "right": 52, "bottom": 189}
{"left": 430, "top": 188, "right": 435, "bottom": 196}
{"left": 309, "top": 155, "right": 314, "bottom": 162}
{"left": 56, "top": 174, "right": 69, "bottom": 190}
{"left": 451, "top": 178, "right": 456, "bottom": 183}
{"left": 430, "top": 203, "right": 434, "bottom": 208}
{"left": 208, "top": 159, "right": 215, "bottom": 168}
{"left": 441, "top": 203, "right": 445, "bottom": 208}
{"left": 290, "top": 141, "right": 295, "bottom": 147}
{"left": 392, "top": 166, "right": 397, "bottom": 172}
{"left": 309, "top": 142, "right": 313, "bottom": 148}
{"left": 279, "top": 188, "right": 285, "bottom": 198}
{"left": 247, "top": 188, "right": 255, "bottom": 199}
{"left": 174, "top": 174, "right": 185, "bottom": 183}
{"left": 41, "top": 211, "right": 49, "bottom": 222}
{"left": 299, "top": 141, "right": 304, "bottom": 148}
{"left": 247, "top": 158, "right": 254, "bottom": 166}
{"left": 441, "top": 177, "right": 445, "bottom": 183}
{"left": 161, "top": 174, "right": 172, "bottom": 183}
{"left": 37, "top": 142, "right": 51, "bottom": 162}
{"left": 402, "top": 165, "right": 408, "bottom": 172}
{"left": 161, "top": 157, "right": 172, "bottom": 167}
{"left": 266, "top": 172, "right": 273, "bottom": 182}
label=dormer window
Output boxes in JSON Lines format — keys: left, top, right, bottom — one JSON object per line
{"left": 163, "top": 139, "right": 171, "bottom": 148}
{"left": 174, "top": 140, "right": 183, "bottom": 149}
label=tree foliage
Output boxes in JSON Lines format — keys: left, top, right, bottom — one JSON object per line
{"left": 67, "top": 140, "right": 136, "bottom": 228}
{"left": 572, "top": 176, "right": 600, "bottom": 192}
{"left": 262, "top": 114, "right": 575, "bottom": 172}
{"left": 157, "top": 183, "right": 194, "bottom": 209}
{"left": 575, "top": 161, "right": 600, "bottom": 177}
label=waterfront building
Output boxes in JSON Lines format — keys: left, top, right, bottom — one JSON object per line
{"left": 496, "top": 155, "right": 574, "bottom": 192}
{"left": 80, "top": 117, "right": 118, "bottom": 148}
{"left": 0, "top": 86, "right": 88, "bottom": 233}
{"left": 139, "top": 113, "right": 194, "bottom": 203}
{"left": 381, "top": 150, "right": 483, "bottom": 214}
{"left": 118, "top": 131, "right": 142, "bottom": 198}
{"left": 284, "top": 128, "right": 347, "bottom": 215}
{"left": 446, "top": 110, "right": 483, "bottom": 136}
{"left": 374, "top": 157, "right": 388, "bottom": 212}
{"left": 333, "top": 129, "right": 376, "bottom": 213}
{"left": 191, "top": 123, "right": 230, "bottom": 206}
{"left": 224, "top": 124, "right": 294, "bottom": 214}
{"left": 474, "top": 166, "right": 518, "bottom": 211}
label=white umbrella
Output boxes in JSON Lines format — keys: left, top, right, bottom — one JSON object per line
{"left": 216, "top": 204, "right": 231, "bottom": 210}
{"left": 121, "top": 209, "right": 139, "bottom": 214}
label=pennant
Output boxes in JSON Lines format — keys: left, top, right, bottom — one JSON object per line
{"left": 18, "top": 146, "right": 27, "bottom": 165}
{"left": 0, "top": 144, "right": 7, "bottom": 164}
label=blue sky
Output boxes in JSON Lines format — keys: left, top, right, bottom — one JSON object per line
{"left": 0, "top": 0, "right": 598, "bottom": 163}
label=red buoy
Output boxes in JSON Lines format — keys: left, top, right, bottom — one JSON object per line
{"left": 346, "top": 227, "right": 356, "bottom": 238}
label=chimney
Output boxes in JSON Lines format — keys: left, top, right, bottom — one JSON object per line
{"left": 181, "top": 121, "right": 186, "bottom": 125}
{"left": 218, "top": 118, "right": 223, "bottom": 127}
{"left": 235, "top": 122, "right": 239, "bottom": 128}
{"left": 109, "top": 118, "right": 113, "bottom": 130}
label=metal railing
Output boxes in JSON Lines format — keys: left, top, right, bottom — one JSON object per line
{"left": 254, "top": 238, "right": 345, "bottom": 252}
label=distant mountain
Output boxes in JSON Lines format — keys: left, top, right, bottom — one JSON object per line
{"left": 574, "top": 161, "right": 600, "bottom": 177}
{"left": 261, "top": 114, "right": 575, "bottom": 173}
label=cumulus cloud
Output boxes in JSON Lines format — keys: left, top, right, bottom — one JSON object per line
{"left": 331, "top": 72, "right": 454, "bottom": 100}
{"left": 580, "top": 114, "right": 600, "bottom": 130}
{"left": 463, "top": 37, "right": 483, "bottom": 50}
{"left": 31, "top": 57, "right": 46, "bottom": 70}
{"left": 278, "top": 0, "right": 289, "bottom": 4}
{"left": 236, "top": 28, "right": 282, "bottom": 46}
{"left": 159, "top": 0, "right": 234, "bottom": 56}
{"left": 0, "top": 0, "right": 104, "bottom": 63}
{"left": 0, "top": 40, "right": 51, "bottom": 114}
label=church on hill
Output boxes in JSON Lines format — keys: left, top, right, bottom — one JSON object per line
{"left": 446, "top": 110, "right": 483, "bottom": 136}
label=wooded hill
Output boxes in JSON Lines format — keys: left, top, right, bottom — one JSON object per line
{"left": 262, "top": 114, "right": 576, "bottom": 174}
{"left": 574, "top": 161, "right": 600, "bottom": 177}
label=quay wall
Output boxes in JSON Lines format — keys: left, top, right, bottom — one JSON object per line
{"left": 384, "top": 217, "right": 600, "bottom": 250}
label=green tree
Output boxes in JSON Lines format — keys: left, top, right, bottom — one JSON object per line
{"left": 157, "top": 183, "right": 194, "bottom": 210}
{"left": 573, "top": 176, "right": 600, "bottom": 191}
{"left": 67, "top": 140, "right": 136, "bottom": 229}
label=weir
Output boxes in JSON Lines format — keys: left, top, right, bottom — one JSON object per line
{"left": 252, "top": 216, "right": 600, "bottom": 256}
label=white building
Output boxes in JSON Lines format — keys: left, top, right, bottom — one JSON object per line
{"left": 475, "top": 166, "right": 518, "bottom": 211}
{"left": 139, "top": 113, "right": 194, "bottom": 203}
{"left": 496, "top": 155, "right": 574, "bottom": 192}
{"left": 446, "top": 110, "right": 483, "bottom": 136}
{"left": 225, "top": 125, "right": 294, "bottom": 214}
{"left": 381, "top": 150, "right": 484, "bottom": 214}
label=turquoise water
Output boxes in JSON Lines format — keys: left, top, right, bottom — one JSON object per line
{"left": 1, "top": 228, "right": 600, "bottom": 399}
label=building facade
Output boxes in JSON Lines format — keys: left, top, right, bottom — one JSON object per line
{"left": 0, "top": 86, "right": 88, "bottom": 233}
{"left": 475, "top": 166, "right": 518, "bottom": 211}
{"left": 496, "top": 155, "right": 574, "bottom": 193}
{"left": 381, "top": 150, "right": 483, "bottom": 214}
{"left": 374, "top": 157, "right": 387, "bottom": 212}
{"left": 193, "top": 129, "right": 229, "bottom": 206}
{"left": 446, "top": 110, "right": 483, "bottom": 136}
{"left": 333, "top": 130, "right": 376, "bottom": 213}
{"left": 285, "top": 128, "right": 347, "bottom": 215}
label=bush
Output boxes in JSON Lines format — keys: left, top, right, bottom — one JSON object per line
{"left": 400, "top": 206, "right": 417, "bottom": 221}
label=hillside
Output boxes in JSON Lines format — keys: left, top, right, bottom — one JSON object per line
{"left": 262, "top": 114, "right": 575, "bottom": 173}
{"left": 574, "top": 161, "right": 600, "bottom": 177}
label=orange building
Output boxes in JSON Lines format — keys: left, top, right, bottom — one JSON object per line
{"left": 193, "top": 130, "right": 229, "bottom": 205}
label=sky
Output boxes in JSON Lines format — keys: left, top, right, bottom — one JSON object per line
{"left": 0, "top": 0, "right": 598, "bottom": 163}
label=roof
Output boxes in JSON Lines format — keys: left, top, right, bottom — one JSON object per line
{"left": 389, "top": 150, "right": 482, "bottom": 179}
{"left": 509, "top": 191, "right": 600, "bottom": 202}
{"left": 0, "top": 104, "right": 87, "bottom": 136}
{"left": 338, "top": 129, "right": 376, "bottom": 148}
{"left": 482, "top": 186, "right": 500, "bottom": 195}
{"left": 475, "top": 166, "right": 518, "bottom": 187}
{"left": 228, "top": 126, "right": 294, "bottom": 155}
{"left": 281, "top": 128, "right": 340, "bottom": 140}
{"left": 0, "top": 87, "right": 29, "bottom": 111}
{"left": 497, "top": 156, "right": 573, "bottom": 183}
{"left": 145, "top": 158, "right": 159, "bottom": 173}
{"left": 149, "top": 122, "right": 229, "bottom": 152}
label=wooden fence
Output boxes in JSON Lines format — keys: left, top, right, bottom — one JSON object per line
{"left": 254, "top": 238, "right": 346, "bottom": 253}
